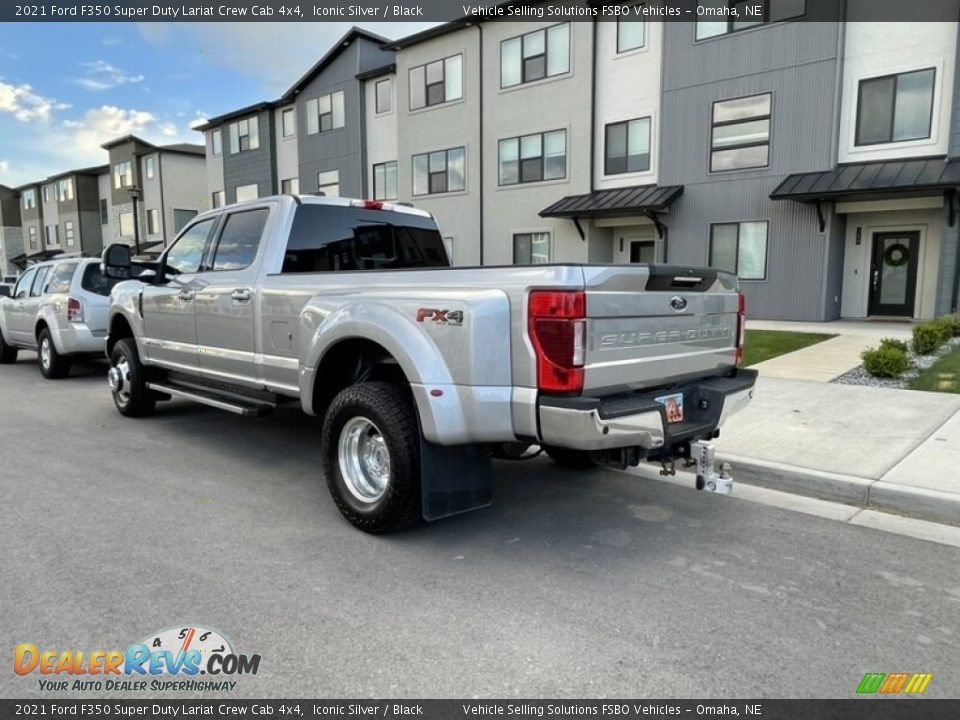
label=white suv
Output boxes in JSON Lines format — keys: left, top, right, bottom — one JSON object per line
{"left": 0, "top": 258, "right": 116, "bottom": 379}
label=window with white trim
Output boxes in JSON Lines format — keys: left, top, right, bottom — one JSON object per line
{"left": 317, "top": 170, "right": 340, "bottom": 198}
{"left": 855, "top": 68, "right": 935, "bottom": 146}
{"left": 145, "top": 156, "right": 155, "bottom": 180}
{"left": 147, "top": 208, "right": 160, "bottom": 235}
{"left": 696, "top": 0, "right": 806, "bottom": 40}
{"left": 113, "top": 161, "right": 132, "bottom": 189}
{"left": 229, "top": 116, "right": 260, "bottom": 154}
{"left": 501, "top": 24, "right": 570, "bottom": 88}
{"left": 64, "top": 221, "right": 75, "bottom": 247}
{"left": 513, "top": 232, "right": 551, "bottom": 265}
{"left": 57, "top": 178, "right": 74, "bottom": 202}
{"left": 617, "top": 18, "right": 645, "bottom": 52}
{"left": 710, "top": 93, "right": 771, "bottom": 172}
{"left": 373, "top": 161, "right": 398, "bottom": 201}
{"left": 306, "top": 91, "right": 345, "bottom": 134}
{"left": 281, "top": 178, "right": 300, "bottom": 195}
{"left": 282, "top": 107, "right": 296, "bottom": 138}
{"left": 211, "top": 129, "right": 222, "bottom": 156}
{"left": 22, "top": 189, "right": 36, "bottom": 210}
{"left": 709, "top": 221, "right": 768, "bottom": 280}
{"left": 498, "top": 130, "right": 566, "bottom": 186}
{"left": 413, "top": 147, "right": 465, "bottom": 196}
{"left": 375, "top": 78, "right": 393, "bottom": 114}
{"left": 212, "top": 191, "right": 225, "bottom": 209}
{"left": 605, "top": 117, "right": 651, "bottom": 175}
{"left": 235, "top": 184, "right": 258, "bottom": 203}
{"left": 409, "top": 55, "right": 463, "bottom": 110}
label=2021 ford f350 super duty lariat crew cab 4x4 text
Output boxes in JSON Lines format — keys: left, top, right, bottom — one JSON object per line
{"left": 101, "top": 195, "right": 757, "bottom": 533}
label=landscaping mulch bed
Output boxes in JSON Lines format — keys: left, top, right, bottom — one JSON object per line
{"left": 832, "top": 336, "right": 960, "bottom": 390}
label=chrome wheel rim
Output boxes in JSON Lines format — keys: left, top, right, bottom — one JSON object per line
{"left": 338, "top": 416, "right": 391, "bottom": 503}
{"left": 108, "top": 358, "right": 132, "bottom": 406}
{"left": 40, "top": 338, "right": 51, "bottom": 369}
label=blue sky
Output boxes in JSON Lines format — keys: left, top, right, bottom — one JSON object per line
{"left": 0, "top": 22, "right": 436, "bottom": 187}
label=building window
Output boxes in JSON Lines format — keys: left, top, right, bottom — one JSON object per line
{"left": 229, "top": 116, "right": 260, "bottom": 154}
{"left": 375, "top": 78, "right": 393, "bottom": 114}
{"left": 282, "top": 107, "right": 296, "bottom": 138}
{"left": 855, "top": 68, "right": 935, "bottom": 146}
{"left": 709, "top": 221, "right": 768, "bottom": 280}
{"left": 513, "top": 232, "right": 551, "bottom": 265}
{"left": 64, "top": 221, "right": 75, "bottom": 247}
{"left": 28, "top": 226, "right": 37, "bottom": 249}
{"left": 144, "top": 156, "right": 155, "bottom": 180}
{"left": 501, "top": 24, "right": 570, "bottom": 88}
{"left": 410, "top": 55, "right": 463, "bottom": 110}
{"left": 317, "top": 170, "right": 340, "bottom": 198}
{"left": 211, "top": 129, "right": 222, "bottom": 156}
{"left": 617, "top": 19, "right": 645, "bottom": 53}
{"left": 281, "top": 178, "right": 300, "bottom": 195}
{"left": 413, "top": 147, "right": 466, "bottom": 196}
{"left": 235, "top": 184, "right": 258, "bottom": 203}
{"left": 499, "top": 130, "right": 566, "bottom": 186}
{"left": 100, "top": 199, "right": 108, "bottom": 224}
{"left": 119, "top": 211, "right": 134, "bottom": 237}
{"left": 45, "top": 225, "right": 58, "bottom": 246}
{"left": 43, "top": 186, "right": 52, "bottom": 203}
{"left": 212, "top": 190, "right": 225, "bottom": 208}
{"left": 696, "top": 0, "right": 806, "bottom": 40}
{"left": 443, "top": 237, "right": 455, "bottom": 264}
{"left": 373, "top": 161, "right": 398, "bottom": 201}
{"left": 113, "top": 160, "right": 132, "bottom": 189}
{"left": 306, "top": 91, "right": 345, "bottom": 134}
{"left": 710, "top": 93, "right": 771, "bottom": 172}
{"left": 630, "top": 241, "right": 656, "bottom": 263}
{"left": 22, "top": 189, "right": 36, "bottom": 210}
{"left": 57, "top": 178, "right": 74, "bottom": 202}
{"left": 173, "top": 209, "right": 198, "bottom": 234}
{"left": 147, "top": 208, "right": 160, "bottom": 235}
{"left": 605, "top": 118, "right": 651, "bottom": 175}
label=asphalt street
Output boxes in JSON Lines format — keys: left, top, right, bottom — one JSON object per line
{"left": 1, "top": 353, "right": 958, "bottom": 699}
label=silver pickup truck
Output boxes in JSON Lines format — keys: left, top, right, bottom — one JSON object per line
{"left": 101, "top": 195, "right": 757, "bottom": 533}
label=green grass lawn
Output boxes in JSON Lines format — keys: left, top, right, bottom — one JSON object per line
{"left": 742, "top": 330, "right": 837, "bottom": 367}
{"left": 908, "top": 344, "right": 960, "bottom": 394}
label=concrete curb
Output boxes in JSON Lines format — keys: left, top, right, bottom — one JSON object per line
{"left": 719, "top": 453, "right": 960, "bottom": 527}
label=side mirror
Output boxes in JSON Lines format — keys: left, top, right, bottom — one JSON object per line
{"left": 101, "top": 243, "right": 132, "bottom": 280}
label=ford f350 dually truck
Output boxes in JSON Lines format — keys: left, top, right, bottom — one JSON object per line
{"left": 101, "top": 195, "right": 757, "bottom": 533}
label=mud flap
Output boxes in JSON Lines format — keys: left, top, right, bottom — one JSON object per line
{"left": 420, "top": 438, "right": 493, "bottom": 521}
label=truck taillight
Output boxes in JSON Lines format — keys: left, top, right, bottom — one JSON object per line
{"left": 736, "top": 291, "right": 746, "bottom": 365}
{"left": 67, "top": 297, "right": 83, "bottom": 323}
{"left": 528, "top": 290, "right": 586, "bottom": 394}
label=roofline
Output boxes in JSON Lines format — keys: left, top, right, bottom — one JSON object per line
{"left": 356, "top": 63, "right": 396, "bottom": 81}
{"left": 771, "top": 184, "right": 960, "bottom": 202}
{"left": 134, "top": 144, "right": 205, "bottom": 158}
{"left": 193, "top": 101, "right": 275, "bottom": 131}
{"left": 280, "top": 26, "right": 393, "bottom": 102}
{"left": 100, "top": 134, "right": 153, "bottom": 151}
{"left": 383, "top": 20, "right": 473, "bottom": 50}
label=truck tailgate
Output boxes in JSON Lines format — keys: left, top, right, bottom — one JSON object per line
{"left": 582, "top": 265, "right": 740, "bottom": 394}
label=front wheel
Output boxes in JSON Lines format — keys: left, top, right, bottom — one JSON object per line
{"left": 38, "top": 328, "right": 71, "bottom": 379}
{"left": 321, "top": 382, "right": 422, "bottom": 534}
{"left": 0, "top": 329, "right": 17, "bottom": 364}
{"left": 108, "top": 339, "right": 156, "bottom": 417}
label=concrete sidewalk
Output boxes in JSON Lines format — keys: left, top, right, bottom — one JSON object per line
{"left": 747, "top": 319, "right": 914, "bottom": 382}
{"left": 715, "top": 376, "right": 960, "bottom": 526}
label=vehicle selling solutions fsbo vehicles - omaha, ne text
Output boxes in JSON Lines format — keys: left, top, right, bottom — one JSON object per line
{"left": 99, "top": 194, "right": 757, "bottom": 533}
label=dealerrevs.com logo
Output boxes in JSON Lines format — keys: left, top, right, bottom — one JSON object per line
{"left": 14, "top": 625, "right": 261, "bottom": 692}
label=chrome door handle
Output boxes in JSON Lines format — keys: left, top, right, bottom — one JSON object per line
{"left": 178, "top": 290, "right": 194, "bottom": 302}
{"left": 231, "top": 288, "right": 252, "bottom": 303}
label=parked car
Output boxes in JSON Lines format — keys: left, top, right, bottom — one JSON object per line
{"left": 101, "top": 195, "right": 757, "bottom": 533}
{"left": 0, "top": 258, "right": 116, "bottom": 378}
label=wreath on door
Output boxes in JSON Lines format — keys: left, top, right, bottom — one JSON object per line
{"left": 883, "top": 243, "right": 910, "bottom": 267}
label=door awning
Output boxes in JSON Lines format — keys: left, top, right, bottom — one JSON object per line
{"left": 540, "top": 184, "right": 683, "bottom": 219}
{"left": 771, "top": 157, "right": 960, "bottom": 203}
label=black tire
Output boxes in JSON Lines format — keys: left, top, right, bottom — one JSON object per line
{"left": 543, "top": 446, "right": 597, "bottom": 470}
{"left": 321, "top": 382, "right": 422, "bottom": 534}
{"left": 37, "top": 328, "right": 71, "bottom": 379}
{"left": 109, "top": 339, "right": 156, "bottom": 417}
{"left": 0, "top": 328, "right": 17, "bottom": 364}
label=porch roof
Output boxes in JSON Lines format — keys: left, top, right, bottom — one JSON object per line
{"left": 540, "top": 184, "right": 683, "bottom": 219}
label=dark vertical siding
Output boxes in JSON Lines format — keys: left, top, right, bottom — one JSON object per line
{"left": 660, "top": 13, "right": 844, "bottom": 320}
{"left": 223, "top": 109, "right": 276, "bottom": 204}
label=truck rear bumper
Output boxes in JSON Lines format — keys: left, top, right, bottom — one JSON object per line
{"left": 538, "top": 369, "right": 758, "bottom": 452}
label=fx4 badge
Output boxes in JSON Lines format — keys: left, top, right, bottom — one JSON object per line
{"left": 416, "top": 308, "right": 464, "bottom": 326}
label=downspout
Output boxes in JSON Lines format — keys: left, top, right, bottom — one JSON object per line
{"left": 590, "top": 19, "right": 597, "bottom": 195}
{"left": 157, "top": 153, "right": 167, "bottom": 248}
{"left": 478, "top": 23, "right": 484, "bottom": 266}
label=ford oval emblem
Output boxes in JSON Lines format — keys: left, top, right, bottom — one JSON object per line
{"left": 670, "top": 296, "right": 688, "bottom": 311}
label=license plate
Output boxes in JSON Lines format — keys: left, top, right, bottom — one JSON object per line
{"left": 655, "top": 392, "right": 684, "bottom": 423}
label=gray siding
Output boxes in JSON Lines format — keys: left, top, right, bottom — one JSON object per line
{"left": 223, "top": 109, "right": 276, "bottom": 204}
{"left": 660, "top": 14, "right": 845, "bottom": 320}
{"left": 296, "top": 37, "right": 392, "bottom": 197}
{"left": 107, "top": 139, "right": 150, "bottom": 205}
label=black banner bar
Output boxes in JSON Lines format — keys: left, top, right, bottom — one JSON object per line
{"left": 3, "top": 0, "right": 960, "bottom": 23}
{"left": 2, "top": 700, "right": 960, "bottom": 720}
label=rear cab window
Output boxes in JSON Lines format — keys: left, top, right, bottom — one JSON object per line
{"left": 45, "top": 262, "right": 79, "bottom": 294}
{"left": 281, "top": 205, "right": 448, "bottom": 273}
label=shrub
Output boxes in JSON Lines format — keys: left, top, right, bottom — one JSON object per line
{"left": 912, "top": 321, "right": 949, "bottom": 355}
{"left": 879, "top": 337, "right": 908, "bottom": 353}
{"left": 862, "top": 346, "right": 910, "bottom": 378}
{"left": 937, "top": 313, "right": 960, "bottom": 338}
{"left": 932, "top": 318, "right": 954, "bottom": 344}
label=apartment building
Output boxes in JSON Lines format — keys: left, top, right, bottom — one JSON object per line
{"left": 199, "top": 27, "right": 394, "bottom": 207}
{"left": 193, "top": 5, "right": 960, "bottom": 321}
{"left": 0, "top": 185, "right": 23, "bottom": 278}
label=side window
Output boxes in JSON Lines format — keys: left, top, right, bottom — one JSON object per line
{"left": 44, "top": 263, "right": 79, "bottom": 294}
{"left": 30, "top": 266, "right": 51, "bottom": 297}
{"left": 211, "top": 208, "right": 269, "bottom": 271}
{"left": 14, "top": 268, "right": 37, "bottom": 299}
{"left": 164, "top": 218, "right": 217, "bottom": 276}
{"left": 81, "top": 264, "right": 119, "bottom": 297}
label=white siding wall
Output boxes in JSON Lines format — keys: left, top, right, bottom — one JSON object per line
{"left": 160, "top": 153, "right": 208, "bottom": 245}
{"left": 365, "top": 73, "right": 398, "bottom": 198}
{"left": 274, "top": 105, "right": 299, "bottom": 192}
{"left": 98, "top": 171, "right": 112, "bottom": 246}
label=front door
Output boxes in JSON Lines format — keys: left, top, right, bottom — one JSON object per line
{"left": 869, "top": 231, "right": 920, "bottom": 318}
